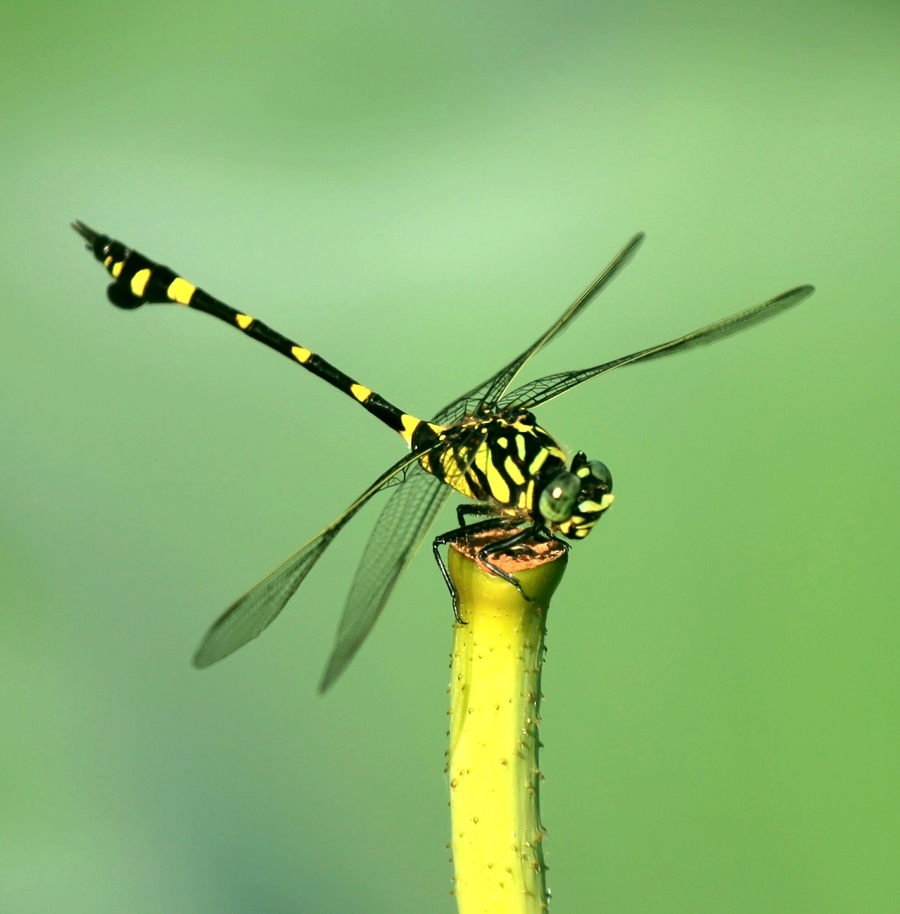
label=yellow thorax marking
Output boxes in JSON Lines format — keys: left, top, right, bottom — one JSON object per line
{"left": 524, "top": 478, "right": 535, "bottom": 508}
{"left": 528, "top": 449, "right": 549, "bottom": 475}
{"left": 503, "top": 455, "right": 525, "bottom": 486}
{"left": 515, "top": 435, "right": 527, "bottom": 460}
{"left": 235, "top": 313, "right": 254, "bottom": 330}
{"left": 516, "top": 481, "right": 530, "bottom": 509}
{"left": 512, "top": 417, "right": 534, "bottom": 433}
{"left": 485, "top": 461, "right": 510, "bottom": 504}
{"left": 111, "top": 261, "right": 124, "bottom": 278}
{"left": 167, "top": 276, "right": 196, "bottom": 306}
{"left": 445, "top": 455, "right": 476, "bottom": 498}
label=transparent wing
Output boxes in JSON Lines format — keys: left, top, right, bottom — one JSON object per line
{"left": 192, "top": 448, "right": 434, "bottom": 669}
{"left": 318, "top": 460, "right": 452, "bottom": 691}
{"left": 502, "top": 284, "right": 815, "bottom": 410}
{"left": 432, "top": 233, "right": 644, "bottom": 424}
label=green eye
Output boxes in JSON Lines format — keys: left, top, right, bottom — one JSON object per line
{"left": 538, "top": 472, "right": 580, "bottom": 522}
{"left": 587, "top": 460, "right": 612, "bottom": 491}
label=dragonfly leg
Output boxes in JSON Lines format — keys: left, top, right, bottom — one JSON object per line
{"left": 476, "top": 523, "right": 550, "bottom": 601}
{"left": 433, "top": 516, "right": 521, "bottom": 622}
{"left": 455, "top": 502, "right": 496, "bottom": 527}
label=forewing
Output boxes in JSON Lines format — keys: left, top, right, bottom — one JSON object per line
{"left": 504, "top": 284, "right": 815, "bottom": 410}
{"left": 192, "top": 449, "right": 432, "bottom": 669}
{"left": 318, "top": 460, "right": 452, "bottom": 691}
{"left": 433, "top": 233, "right": 644, "bottom": 424}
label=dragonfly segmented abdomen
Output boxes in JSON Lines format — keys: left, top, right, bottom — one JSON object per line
{"left": 72, "top": 220, "right": 426, "bottom": 445}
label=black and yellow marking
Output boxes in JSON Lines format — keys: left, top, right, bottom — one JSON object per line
{"left": 72, "top": 221, "right": 430, "bottom": 448}
{"left": 74, "top": 221, "right": 813, "bottom": 690}
{"left": 423, "top": 412, "right": 566, "bottom": 515}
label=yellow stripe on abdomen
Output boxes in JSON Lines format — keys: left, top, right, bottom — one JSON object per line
{"left": 167, "top": 276, "right": 196, "bottom": 306}
{"left": 350, "top": 383, "right": 372, "bottom": 403}
{"left": 130, "top": 268, "right": 151, "bottom": 297}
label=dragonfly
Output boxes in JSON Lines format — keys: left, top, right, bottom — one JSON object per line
{"left": 73, "top": 221, "right": 814, "bottom": 690}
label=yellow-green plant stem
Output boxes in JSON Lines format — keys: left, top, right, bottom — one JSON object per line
{"left": 447, "top": 536, "right": 568, "bottom": 914}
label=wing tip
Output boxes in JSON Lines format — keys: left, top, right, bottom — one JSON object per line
{"left": 191, "top": 627, "right": 246, "bottom": 670}
{"left": 317, "top": 674, "right": 335, "bottom": 694}
{"left": 317, "top": 651, "right": 347, "bottom": 693}
{"left": 623, "top": 231, "right": 645, "bottom": 255}
{"left": 776, "top": 283, "right": 816, "bottom": 308}
{"left": 191, "top": 643, "right": 219, "bottom": 669}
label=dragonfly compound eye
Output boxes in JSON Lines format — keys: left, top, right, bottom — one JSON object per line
{"left": 538, "top": 471, "right": 580, "bottom": 523}
{"left": 586, "top": 460, "right": 612, "bottom": 492}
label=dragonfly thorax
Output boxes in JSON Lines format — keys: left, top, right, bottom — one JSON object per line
{"left": 424, "top": 410, "right": 614, "bottom": 538}
{"left": 423, "top": 411, "right": 562, "bottom": 512}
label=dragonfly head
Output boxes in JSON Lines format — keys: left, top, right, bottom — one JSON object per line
{"left": 538, "top": 451, "right": 614, "bottom": 540}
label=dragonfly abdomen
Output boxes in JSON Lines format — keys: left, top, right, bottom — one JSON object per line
{"left": 72, "top": 221, "right": 427, "bottom": 445}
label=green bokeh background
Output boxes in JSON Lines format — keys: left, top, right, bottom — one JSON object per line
{"left": 2, "top": 2, "right": 898, "bottom": 911}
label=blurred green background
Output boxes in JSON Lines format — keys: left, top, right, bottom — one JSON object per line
{"left": 2, "top": 1, "right": 898, "bottom": 911}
